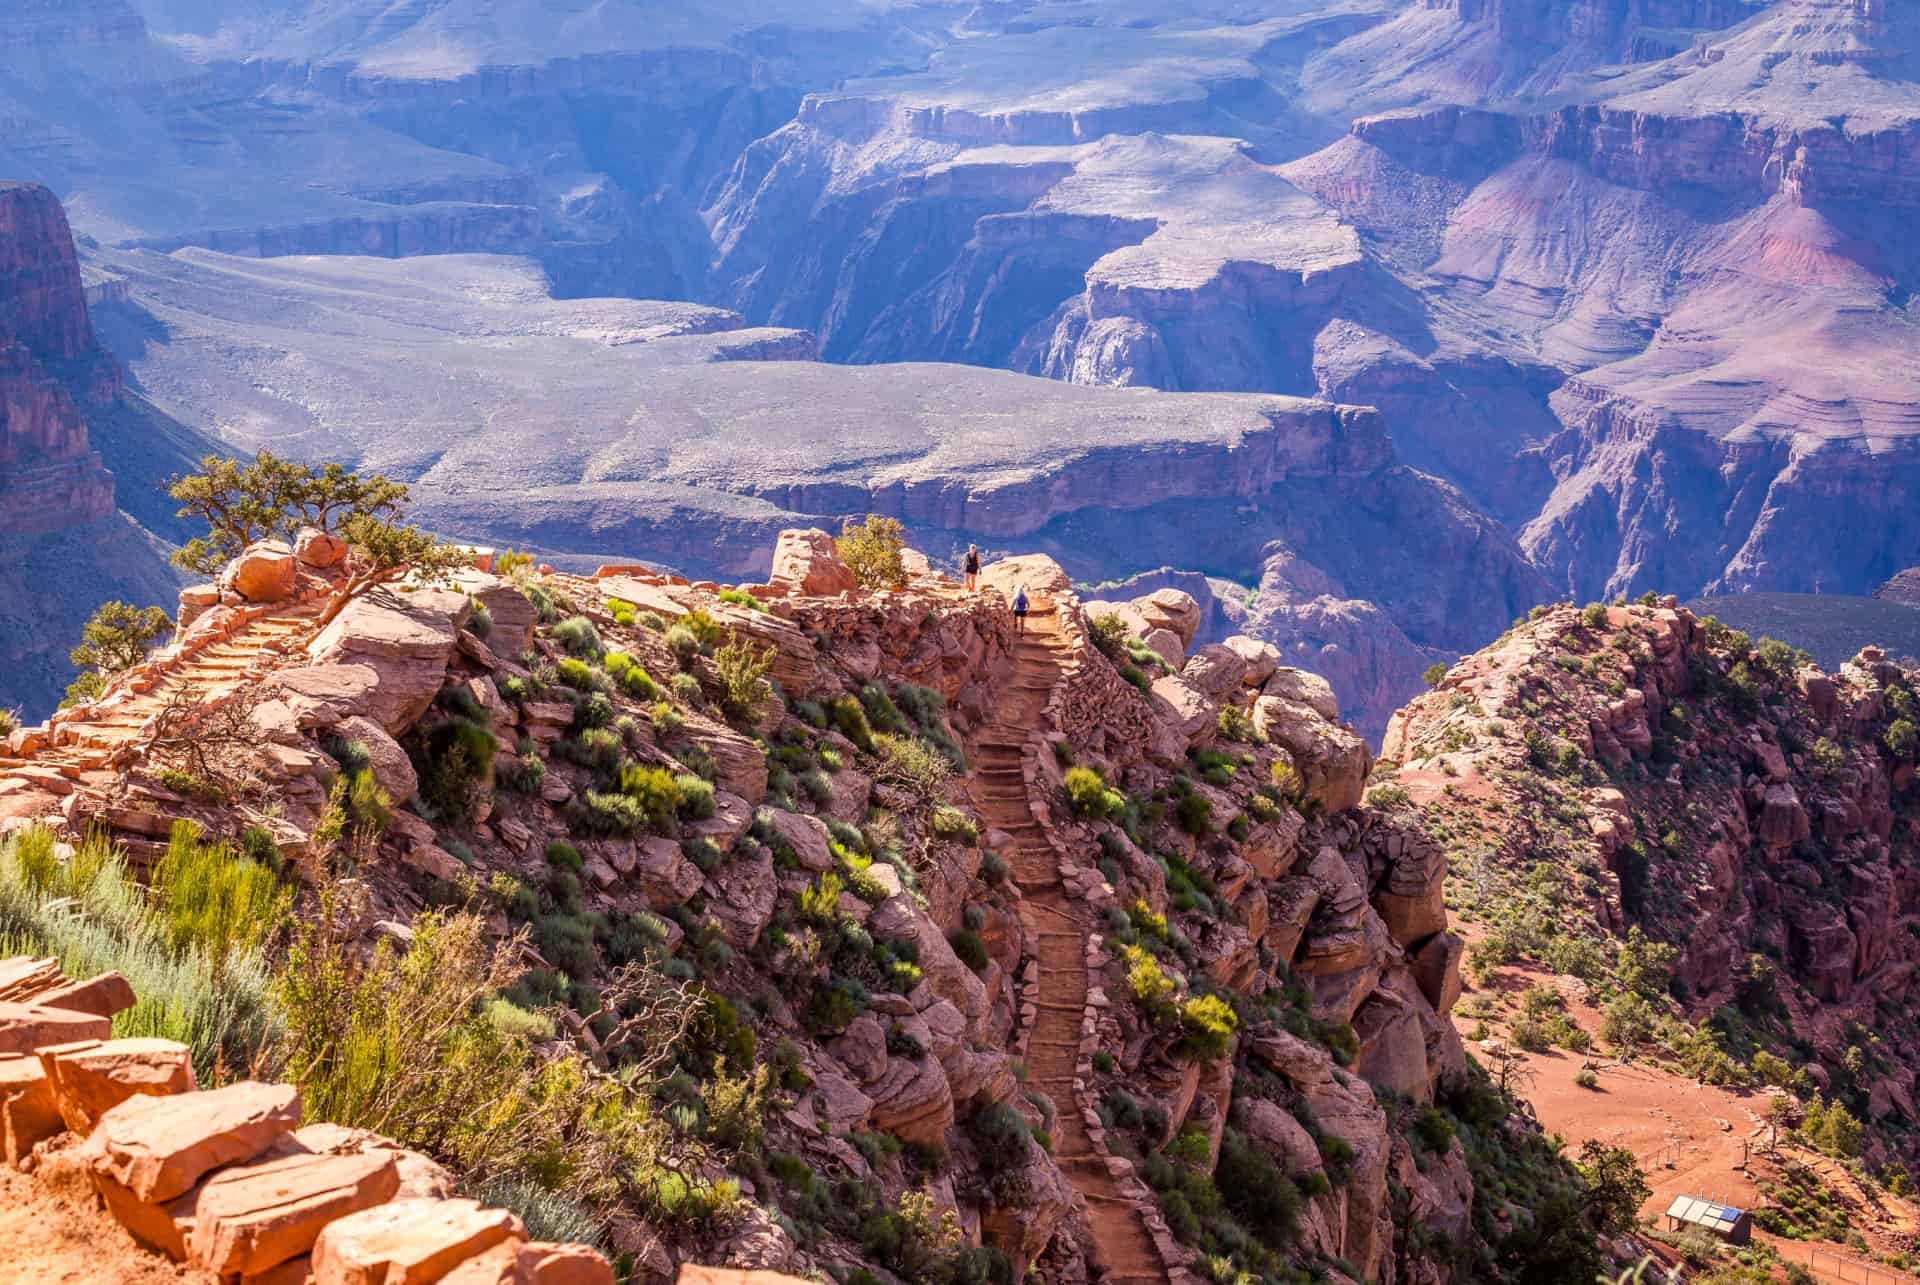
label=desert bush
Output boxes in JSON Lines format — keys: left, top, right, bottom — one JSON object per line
{"left": 871, "top": 733, "right": 952, "bottom": 802}
{"left": 1423, "top": 662, "right": 1449, "bottom": 687}
{"left": 1089, "top": 614, "right": 1130, "bottom": 661}
{"left": 931, "top": 807, "right": 978, "bottom": 844}
{"left": 666, "top": 626, "right": 700, "bottom": 664}
{"left": 949, "top": 929, "right": 990, "bottom": 973}
{"left": 674, "top": 772, "right": 716, "bottom": 820}
{"left": 603, "top": 651, "right": 660, "bottom": 701}
{"left": 552, "top": 616, "right": 603, "bottom": 659}
{"left": 836, "top": 516, "right": 908, "bottom": 589}
{"left": 717, "top": 587, "right": 768, "bottom": 613}
{"left": 0, "top": 825, "right": 283, "bottom": 1083}
{"left": 1123, "top": 945, "right": 1175, "bottom": 1016}
{"left": 1064, "top": 766, "right": 1125, "bottom": 821}
{"left": 714, "top": 638, "right": 774, "bottom": 716}
{"left": 620, "top": 764, "right": 685, "bottom": 831}
{"left": 1175, "top": 993, "right": 1238, "bottom": 1061}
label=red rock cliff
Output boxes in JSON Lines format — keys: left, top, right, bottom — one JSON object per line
{"left": 0, "top": 182, "right": 118, "bottom": 535}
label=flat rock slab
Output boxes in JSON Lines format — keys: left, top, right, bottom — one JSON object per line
{"left": 31, "top": 970, "right": 137, "bottom": 1020}
{"left": 312, "top": 1197, "right": 525, "bottom": 1285}
{"left": 40, "top": 1036, "right": 195, "bottom": 1132}
{"left": 92, "top": 1080, "right": 302, "bottom": 1202}
{"left": 0, "top": 1000, "right": 111, "bottom": 1056}
{"left": 182, "top": 1147, "right": 401, "bottom": 1278}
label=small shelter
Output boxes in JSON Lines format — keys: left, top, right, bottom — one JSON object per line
{"left": 1664, "top": 1195, "right": 1752, "bottom": 1246}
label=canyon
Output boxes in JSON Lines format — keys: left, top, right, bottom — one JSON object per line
{"left": 3, "top": 0, "right": 1918, "bottom": 731}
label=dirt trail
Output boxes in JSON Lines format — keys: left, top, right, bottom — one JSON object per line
{"left": 967, "top": 604, "right": 1169, "bottom": 1285}
{"left": 0, "top": 1165, "right": 211, "bottom": 1283}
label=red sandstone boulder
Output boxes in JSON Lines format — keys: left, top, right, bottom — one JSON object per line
{"left": 0, "top": 1000, "right": 110, "bottom": 1055}
{"left": 182, "top": 1146, "right": 402, "bottom": 1277}
{"left": 768, "top": 529, "right": 856, "bottom": 597}
{"left": 224, "top": 540, "right": 299, "bottom": 604}
{"left": 296, "top": 526, "right": 349, "bottom": 570}
{"left": 91, "top": 1080, "right": 301, "bottom": 1202}
{"left": 312, "top": 1197, "right": 525, "bottom": 1285}
{"left": 30, "top": 970, "right": 135, "bottom": 1021}
{"left": 0, "top": 1053, "right": 62, "bottom": 1164}
{"left": 39, "top": 1037, "right": 195, "bottom": 1133}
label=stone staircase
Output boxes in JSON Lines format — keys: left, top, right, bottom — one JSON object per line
{"left": 966, "top": 604, "right": 1191, "bottom": 1285}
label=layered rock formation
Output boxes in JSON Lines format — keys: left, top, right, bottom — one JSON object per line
{"left": 0, "top": 183, "right": 188, "bottom": 719}
{"left": 1384, "top": 598, "right": 1920, "bottom": 1165}
{"left": 0, "top": 527, "right": 1607, "bottom": 1283}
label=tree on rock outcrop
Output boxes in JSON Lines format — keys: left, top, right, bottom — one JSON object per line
{"left": 835, "top": 514, "right": 908, "bottom": 589}
{"left": 63, "top": 599, "right": 173, "bottom": 706}
{"left": 311, "top": 513, "right": 473, "bottom": 629}
{"left": 167, "top": 450, "right": 408, "bottom": 575}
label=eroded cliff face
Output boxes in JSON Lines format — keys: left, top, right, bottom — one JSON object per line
{"left": 1384, "top": 600, "right": 1920, "bottom": 1163}
{"left": 0, "top": 182, "right": 117, "bottom": 537}
{"left": 0, "top": 183, "right": 187, "bottom": 718}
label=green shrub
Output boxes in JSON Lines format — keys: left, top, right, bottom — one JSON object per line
{"left": 714, "top": 638, "right": 773, "bottom": 715}
{"left": 666, "top": 626, "right": 699, "bottom": 664}
{"left": 717, "top": 587, "right": 768, "bottom": 613}
{"left": 1423, "top": 662, "right": 1449, "bottom": 687}
{"left": 1089, "top": 614, "right": 1130, "bottom": 661}
{"left": 836, "top": 516, "right": 908, "bottom": 589}
{"left": 674, "top": 772, "right": 716, "bottom": 820}
{"left": 1581, "top": 603, "right": 1609, "bottom": 629}
{"left": 619, "top": 764, "right": 684, "bottom": 831}
{"left": 544, "top": 840, "right": 583, "bottom": 873}
{"left": 603, "top": 652, "right": 660, "bottom": 701}
{"left": 1063, "top": 766, "right": 1125, "bottom": 821}
{"left": 930, "top": 807, "right": 978, "bottom": 843}
{"left": 949, "top": 929, "right": 990, "bottom": 973}
{"left": 565, "top": 727, "right": 622, "bottom": 773}
{"left": 495, "top": 749, "right": 546, "bottom": 795}
{"left": 0, "top": 826, "right": 282, "bottom": 1085}
{"left": 1123, "top": 945, "right": 1174, "bottom": 1014}
{"left": 832, "top": 696, "right": 876, "bottom": 752}
{"left": 1175, "top": 993, "right": 1237, "bottom": 1061}
{"left": 871, "top": 733, "right": 951, "bottom": 801}
{"left": 651, "top": 702, "right": 684, "bottom": 739}
{"left": 968, "top": 1102, "right": 1032, "bottom": 1177}
{"left": 1173, "top": 790, "right": 1211, "bottom": 837}
{"left": 576, "top": 791, "right": 646, "bottom": 836}
{"left": 552, "top": 616, "right": 602, "bottom": 658}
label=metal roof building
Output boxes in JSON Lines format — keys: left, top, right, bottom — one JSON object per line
{"left": 1664, "top": 1195, "right": 1752, "bottom": 1245}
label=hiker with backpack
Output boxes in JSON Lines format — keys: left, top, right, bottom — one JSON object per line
{"left": 1012, "top": 585, "right": 1029, "bottom": 633}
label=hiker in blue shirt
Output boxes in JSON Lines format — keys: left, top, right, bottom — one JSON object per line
{"left": 1012, "top": 586, "right": 1029, "bottom": 633}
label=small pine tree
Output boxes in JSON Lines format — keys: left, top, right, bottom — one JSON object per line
{"left": 835, "top": 515, "right": 908, "bottom": 589}
{"left": 64, "top": 601, "right": 173, "bottom": 706}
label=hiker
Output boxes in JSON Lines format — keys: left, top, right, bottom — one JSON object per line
{"left": 963, "top": 544, "right": 981, "bottom": 592}
{"left": 1012, "top": 585, "right": 1029, "bottom": 633}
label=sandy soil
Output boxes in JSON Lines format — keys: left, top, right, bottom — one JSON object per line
{"left": 0, "top": 1166, "right": 213, "bottom": 1285}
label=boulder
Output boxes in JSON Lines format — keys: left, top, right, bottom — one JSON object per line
{"left": 977, "top": 1142, "right": 1073, "bottom": 1278}
{"left": 223, "top": 540, "right": 298, "bottom": 604}
{"left": 443, "top": 1241, "right": 617, "bottom": 1284}
{"left": 705, "top": 845, "right": 778, "bottom": 949}
{"left": 1181, "top": 644, "right": 1250, "bottom": 700}
{"left": 769, "top": 529, "right": 858, "bottom": 597}
{"left": 295, "top": 527, "right": 348, "bottom": 570}
{"left": 979, "top": 554, "right": 1072, "bottom": 603}
{"left": 180, "top": 1147, "right": 402, "bottom": 1278}
{"left": 1240, "top": 1098, "right": 1323, "bottom": 1178}
{"left": 764, "top": 809, "right": 833, "bottom": 872}
{"left": 1350, "top": 985, "right": 1431, "bottom": 1102}
{"left": 1222, "top": 636, "right": 1281, "bottom": 687}
{"left": 1257, "top": 701, "right": 1370, "bottom": 815}
{"left": 307, "top": 587, "right": 471, "bottom": 734}
{"left": 312, "top": 1198, "right": 526, "bottom": 1285}
{"left": 333, "top": 715, "right": 417, "bottom": 805}
{"left": 1141, "top": 627, "right": 1185, "bottom": 669}
{"left": 39, "top": 1037, "right": 195, "bottom": 1133}
{"left": 1262, "top": 668, "right": 1341, "bottom": 723}
{"left": 636, "top": 837, "right": 705, "bottom": 909}
{"left": 1150, "top": 673, "right": 1216, "bottom": 749}
{"left": 0, "top": 1053, "right": 62, "bottom": 1164}
{"left": 1410, "top": 932, "right": 1464, "bottom": 1016}
{"left": 91, "top": 1080, "right": 302, "bottom": 1202}
{"left": 1135, "top": 588, "right": 1201, "bottom": 650}
{"left": 865, "top": 1054, "right": 955, "bottom": 1145}
{"left": 695, "top": 722, "right": 770, "bottom": 805}
{"left": 677, "top": 1270, "right": 813, "bottom": 1285}
{"left": 30, "top": 970, "right": 135, "bottom": 1020}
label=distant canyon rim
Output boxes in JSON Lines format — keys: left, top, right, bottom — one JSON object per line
{"left": 3, "top": 0, "right": 1919, "bottom": 732}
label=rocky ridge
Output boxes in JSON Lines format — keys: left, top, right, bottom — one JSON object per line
{"left": 0, "top": 525, "right": 1595, "bottom": 1283}
{"left": 1382, "top": 596, "right": 1920, "bottom": 1167}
